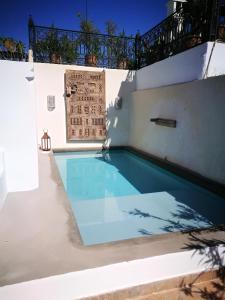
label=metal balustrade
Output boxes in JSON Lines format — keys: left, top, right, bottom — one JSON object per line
{"left": 28, "top": 22, "right": 137, "bottom": 69}
{"left": 1, "top": 0, "right": 225, "bottom": 68}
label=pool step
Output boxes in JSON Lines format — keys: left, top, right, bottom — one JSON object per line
{"left": 73, "top": 191, "right": 214, "bottom": 245}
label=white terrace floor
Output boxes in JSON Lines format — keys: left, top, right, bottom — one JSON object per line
{"left": 0, "top": 150, "right": 225, "bottom": 299}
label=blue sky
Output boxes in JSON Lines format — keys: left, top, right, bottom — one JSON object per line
{"left": 0, "top": 0, "right": 168, "bottom": 47}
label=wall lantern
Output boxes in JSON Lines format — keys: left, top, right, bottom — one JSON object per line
{"left": 41, "top": 130, "right": 51, "bottom": 151}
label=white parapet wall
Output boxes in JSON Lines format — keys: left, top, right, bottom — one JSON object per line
{"left": 34, "top": 63, "right": 136, "bottom": 149}
{"left": 0, "top": 246, "right": 224, "bottom": 300}
{"left": 206, "top": 41, "right": 225, "bottom": 77}
{"left": 136, "top": 42, "right": 225, "bottom": 90}
{"left": 0, "top": 61, "right": 38, "bottom": 194}
{"left": 0, "top": 149, "right": 7, "bottom": 209}
{"left": 129, "top": 74, "right": 225, "bottom": 185}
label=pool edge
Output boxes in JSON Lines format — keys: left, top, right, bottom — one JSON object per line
{"left": 53, "top": 145, "right": 225, "bottom": 198}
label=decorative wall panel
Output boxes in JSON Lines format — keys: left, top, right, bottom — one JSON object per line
{"left": 65, "top": 70, "right": 106, "bottom": 140}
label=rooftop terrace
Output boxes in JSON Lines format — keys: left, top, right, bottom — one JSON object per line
{"left": 0, "top": 0, "right": 225, "bottom": 299}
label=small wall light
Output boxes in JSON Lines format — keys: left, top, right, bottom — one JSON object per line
{"left": 41, "top": 130, "right": 51, "bottom": 151}
{"left": 47, "top": 96, "right": 55, "bottom": 111}
{"left": 115, "top": 96, "right": 122, "bottom": 110}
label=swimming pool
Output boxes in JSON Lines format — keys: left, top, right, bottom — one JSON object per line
{"left": 54, "top": 150, "right": 225, "bottom": 245}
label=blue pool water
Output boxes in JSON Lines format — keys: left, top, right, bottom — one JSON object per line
{"left": 54, "top": 150, "right": 225, "bottom": 245}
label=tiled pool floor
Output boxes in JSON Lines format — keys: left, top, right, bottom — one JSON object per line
{"left": 0, "top": 150, "right": 225, "bottom": 287}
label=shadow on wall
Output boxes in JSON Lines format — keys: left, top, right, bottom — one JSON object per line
{"left": 103, "top": 70, "right": 136, "bottom": 148}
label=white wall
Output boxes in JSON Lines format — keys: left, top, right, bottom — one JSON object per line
{"left": 166, "top": 0, "right": 187, "bottom": 16}
{"left": 206, "top": 42, "right": 225, "bottom": 78}
{"left": 0, "top": 149, "right": 7, "bottom": 209}
{"left": 34, "top": 43, "right": 225, "bottom": 151}
{"left": 34, "top": 63, "right": 136, "bottom": 149}
{"left": 136, "top": 42, "right": 225, "bottom": 90}
{"left": 0, "top": 61, "right": 38, "bottom": 193}
{"left": 166, "top": 0, "right": 176, "bottom": 16}
{"left": 129, "top": 75, "right": 225, "bottom": 184}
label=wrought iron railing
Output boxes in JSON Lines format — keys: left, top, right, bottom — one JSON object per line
{"left": 29, "top": 22, "right": 137, "bottom": 69}
{"left": 138, "top": 0, "right": 216, "bottom": 68}
{"left": 24, "top": 0, "right": 225, "bottom": 69}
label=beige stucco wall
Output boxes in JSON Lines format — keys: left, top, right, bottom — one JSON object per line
{"left": 129, "top": 75, "right": 225, "bottom": 184}
{"left": 34, "top": 63, "right": 136, "bottom": 149}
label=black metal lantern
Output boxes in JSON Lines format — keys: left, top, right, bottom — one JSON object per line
{"left": 41, "top": 130, "right": 51, "bottom": 151}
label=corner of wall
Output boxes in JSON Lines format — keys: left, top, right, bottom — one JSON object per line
{"left": 201, "top": 42, "right": 215, "bottom": 79}
{"left": 203, "top": 41, "right": 225, "bottom": 79}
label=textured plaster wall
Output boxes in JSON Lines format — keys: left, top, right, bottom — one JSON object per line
{"left": 136, "top": 42, "right": 225, "bottom": 90}
{"left": 34, "top": 63, "right": 136, "bottom": 149}
{"left": 0, "top": 61, "right": 38, "bottom": 195}
{"left": 129, "top": 75, "right": 225, "bottom": 184}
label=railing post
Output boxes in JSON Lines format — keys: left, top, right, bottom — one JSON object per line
{"left": 135, "top": 32, "right": 141, "bottom": 70}
{"left": 28, "top": 15, "right": 36, "bottom": 62}
{"left": 28, "top": 49, "right": 33, "bottom": 62}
